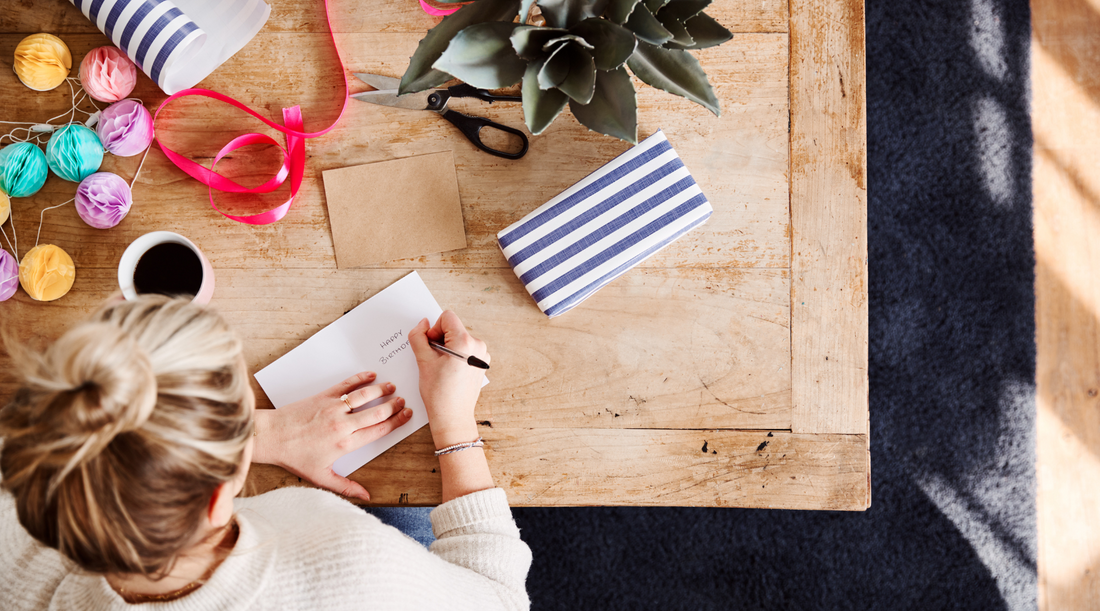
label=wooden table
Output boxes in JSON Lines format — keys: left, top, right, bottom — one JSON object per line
{"left": 0, "top": 0, "right": 868, "bottom": 510}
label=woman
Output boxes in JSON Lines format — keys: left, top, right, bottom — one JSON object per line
{"left": 0, "top": 296, "right": 531, "bottom": 609}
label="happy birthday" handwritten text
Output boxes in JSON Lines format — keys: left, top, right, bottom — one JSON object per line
{"left": 379, "top": 330, "right": 409, "bottom": 365}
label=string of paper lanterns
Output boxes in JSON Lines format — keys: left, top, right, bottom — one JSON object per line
{"left": 0, "top": 34, "right": 154, "bottom": 302}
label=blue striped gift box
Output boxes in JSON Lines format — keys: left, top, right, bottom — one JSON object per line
{"left": 70, "top": 0, "right": 269, "bottom": 95}
{"left": 497, "top": 130, "right": 713, "bottom": 318}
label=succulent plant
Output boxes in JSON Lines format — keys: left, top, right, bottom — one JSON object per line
{"left": 399, "top": 0, "right": 731, "bottom": 143}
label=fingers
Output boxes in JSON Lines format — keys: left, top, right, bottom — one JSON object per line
{"left": 312, "top": 469, "right": 371, "bottom": 503}
{"left": 413, "top": 311, "right": 491, "bottom": 364}
{"left": 434, "top": 311, "right": 487, "bottom": 352}
{"left": 328, "top": 371, "right": 377, "bottom": 397}
{"left": 427, "top": 314, "right": 447, "bottom": 343}
{"left": 347, "top": 395, "right": 405, "bottom": 431}
{"left": 348, "top": 403, "right": 413, "bottom": 449}
{"left": 439, "top": 310, "right": 466, "bottom": 345}
{"left": 408, "top": 318, "right": 434, "bottom": 362}
{"left": 344, "top": 381, "right": 396, "bottom": 411}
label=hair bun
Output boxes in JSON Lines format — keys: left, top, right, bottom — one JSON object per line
{"left": 30, "top": 322, "right": 158, "bottom": 474}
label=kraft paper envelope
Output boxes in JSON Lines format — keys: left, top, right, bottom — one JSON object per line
{"left": 322, "top": 152, "right": 467, "bottom": 268}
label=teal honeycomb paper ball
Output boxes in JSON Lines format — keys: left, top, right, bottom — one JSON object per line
{"left": 0, "top": 142, "right": 49, "bottom": 198}
{"left": 46, "top": 124, "right": 104, "bottom": 182}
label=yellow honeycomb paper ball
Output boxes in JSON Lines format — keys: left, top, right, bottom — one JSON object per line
{"left": 0, "top": 192, "right": 9, "bottom": 226}
{"left": 19, "top": 244, "right": 76, "bottom": 301}
{"left": 14, "top": 33, "right": 72, "bottom": 91}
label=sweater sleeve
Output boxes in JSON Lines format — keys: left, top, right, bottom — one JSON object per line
{"left": 429, "top": 488, "right": 532, "bottom": 611}
{"left": 0, "top": 478, "right": 74, "bottom": 610}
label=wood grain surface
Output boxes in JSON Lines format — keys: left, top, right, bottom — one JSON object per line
{"left": 789, "top": 0, "right": 869, "bottom": 435}
{"left": 1032, "top": 0, "right": 1100, "bottom": 605}
{"left": 0, "top": 0, "right": 869, "bottom": 509}
{"left": 249, "top": 427, "right": 870, "bottom": 509}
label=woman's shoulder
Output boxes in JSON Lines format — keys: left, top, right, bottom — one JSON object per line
{"left": 236, "top": 487, "right": 375, "bottom": 530}
{"left": 234, "top": 487, "right": 402, "bottom": 551}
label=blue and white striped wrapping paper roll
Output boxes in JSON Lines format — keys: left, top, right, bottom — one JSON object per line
{"left": 69, "top": 0, "right": 269, "bottom": 95}
{"left": 497, "top": 130, "right": 713, "bottom": 318}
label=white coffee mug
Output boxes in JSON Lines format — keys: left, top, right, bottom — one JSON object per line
{"left": 118, "top": 231, "right": 215, "bottom": 305}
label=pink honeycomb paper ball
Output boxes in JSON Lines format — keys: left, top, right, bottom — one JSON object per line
{"left": 79, "top": 46, "right": 137, "bottom": 103}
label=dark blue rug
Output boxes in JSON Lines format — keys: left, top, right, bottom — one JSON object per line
{"left": 512, "top": 1, "right": 1037, "bottom": 609}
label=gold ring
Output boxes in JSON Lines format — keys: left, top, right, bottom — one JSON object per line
{"left": 341, "top": 394, "right": 353, "bottom": 412}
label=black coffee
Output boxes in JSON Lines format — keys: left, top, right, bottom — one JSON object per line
{"left": 133, "top": 242, "right": 203, "bottom": 297}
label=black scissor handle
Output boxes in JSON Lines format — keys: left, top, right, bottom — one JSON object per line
{"left": 447, "top": 83, "right": 523, "bottom": 104}
{"left": 441, "top": 109, "right": 529, "bottom": 160}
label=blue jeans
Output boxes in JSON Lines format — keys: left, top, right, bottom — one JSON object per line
{"left": 364, "top": 507, "right": 435, "bottom": 548}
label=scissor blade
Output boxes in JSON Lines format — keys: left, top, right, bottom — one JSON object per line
{"left": 351, "top": 90, "right": 433, "bottom": 111}
{"left": 354, "top": 73, "right": 402, "bottom": 90}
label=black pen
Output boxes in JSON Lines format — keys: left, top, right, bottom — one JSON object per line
{"left": 429, "top": 341, "right": 490, "bottom": 370}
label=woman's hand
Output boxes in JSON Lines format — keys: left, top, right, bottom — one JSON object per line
{"left": 409, "top": 311, "right": 496, "bottom": 502}
{"left": 251, "top": 372, "right": 412, "bottom": 502}
{"left": 408, "top": 311, "right": 489, "bottom": 449}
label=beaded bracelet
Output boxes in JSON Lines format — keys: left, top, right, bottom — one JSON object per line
{"left": 434, "top": 437, "right": 485, "bottom": 456}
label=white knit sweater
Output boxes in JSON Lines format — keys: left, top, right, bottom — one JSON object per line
{"left": 0, "top": 486, "right": 532, "bottom": 610}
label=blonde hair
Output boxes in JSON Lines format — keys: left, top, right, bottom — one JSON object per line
{"left": 0, "top": 295, "right": 254, "bottom": 576}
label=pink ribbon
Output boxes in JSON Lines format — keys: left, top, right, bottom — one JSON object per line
{"left": 152, "top": 0, "right": 347, "bottom": 225}
{"left": 418, "top": 0, "right": 463, "bottom": 16}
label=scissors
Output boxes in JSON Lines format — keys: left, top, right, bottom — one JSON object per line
{"left": 352, "top": 73, "right": 529, "bottom": 160}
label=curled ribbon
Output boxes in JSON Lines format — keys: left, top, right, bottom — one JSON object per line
{"left": 152, "top": 0, "right": 347, "bottom": 225}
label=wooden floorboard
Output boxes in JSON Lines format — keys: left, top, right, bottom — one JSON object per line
{"left": 1032, "top": 0, "right": 1100, "bottom": 606}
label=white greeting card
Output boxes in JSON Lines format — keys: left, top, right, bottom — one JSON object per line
{"left": 255, "top": 272, "right": 485, "bottom": 476}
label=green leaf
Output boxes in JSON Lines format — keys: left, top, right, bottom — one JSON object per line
{"left": 433, "top": 22, "right": 527, "bottom": 89}
{"left": 523, "top": 59, "right": 570, "bottom": 134}
{"left": 558, "top": 45, "right": 597, "bottom": 103}
{"left": 537, "top": 0, "right": 610, "bottom": 28}
{"left": 538, "top": 42, "right": 572, "bottom": 88}
{"left": 543, "top": 34, "right": 595, "bottom": 51}
{"left": 627, "top": 40, "right": 719, "bottom": 115}
{"left": 605, "top": 0, "right": 640, "bottom": 24}
{"left": 511, "top": 25, "right": 568, "bottom": 59}
{"left": 643, "top": 0, "right": 670, "bottom": 12}
{"left": 655, "top": 10, "right": 693, "bottom": 46}
{"left": 571, "top": 18, "right": 637, "bottom": 70}
{"left": 569, "top": 67, "right": 637, "bottom": 143}
{"left": 399, "top": 0, "right": 521, "bottom": 94}
{"left": 624, "top": 5, "right": 673, "bottom": 46}
{"left": 657, "top": 0, "right": 710, "bottom": 22}
{"left": 538, "top": 42, "right": 596, "bottom": 104}
{"left": 664, "top": 12, "right": 732, "bottom": 50}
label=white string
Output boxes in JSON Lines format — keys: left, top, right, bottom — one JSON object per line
{"left": 0, "top": 126, "right": 42, "bottom": 146}
{"left": 1, "top": 221, "right": 17, "bottom": 261}
{"left": 130, "top": 144, "right": 152, "bottom": 188}
{"left": 1, "top": 78, "right": 100, "bottom": 146}
{"left": 44, "top": 79, "right": 81, "bottom": 126}
{"left": 36, "top": 199, "right": 73, "bottom": 249}
{"left": 2, "top": 202, "right": 17, "bottom": 260}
